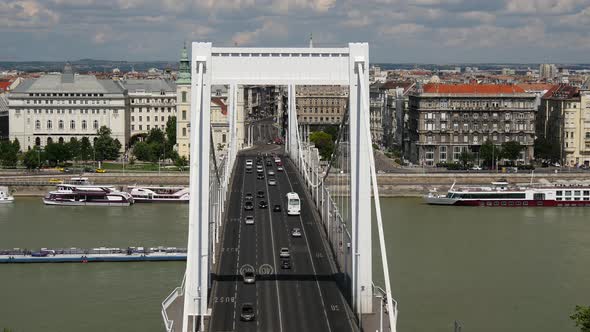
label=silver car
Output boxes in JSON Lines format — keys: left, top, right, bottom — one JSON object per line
{"left": 268, "top": 170, "right": 275, "bottom": 176}
{"left": 279, "top": 247, "right": 290, "bottom": 258}
{"left": 268, "top": 178, "right": 277, "bottom": 186}
{"left": 245, "top": 216, "right": 255, "bottom": 225}
{"left": 291, "top": 227, "right": 302, "bottom": 238}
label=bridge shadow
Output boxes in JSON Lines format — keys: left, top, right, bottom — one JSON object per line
{"left": 211, "top": 272, "right": 348, "bottom": 283}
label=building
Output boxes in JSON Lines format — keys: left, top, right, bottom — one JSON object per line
{"left": 409, "top": 83, "right": 536, "bottom": 166}
{"left": 175, "top": 46, "right": 245, "bottom": 158}
{"left": 538, "top": 84, "right": 590, "bottom": 166}
{"left": 8, "top": 64, "right": 129, "bottom": 151}
{"left": 296, "top": 85, "right": 348, "bottom": 141}
{"left": 0, "top": 94, "right": 8, "bottom": 139}
{"left": 176, "top": 45, "right": 191, "bottom": 158}
{"left": 370, "top": 81, "right": 415, "bottom": 152}
{"left": 123, "top": 79, "right": 176, "bottom": 137}
{"left": 539, "top": 64, "right": 558, "bottom": 81}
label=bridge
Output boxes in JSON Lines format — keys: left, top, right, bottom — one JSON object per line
{"left": 162, "top": 42, "right": 397, "bottom": 332}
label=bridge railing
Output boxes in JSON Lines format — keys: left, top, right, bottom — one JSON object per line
{"left": 161, "top": 273, "right": 186, "bottom": 332}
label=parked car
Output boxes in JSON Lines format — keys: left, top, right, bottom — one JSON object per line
{"left": 291, "top": 228, "right": 302, "bottom": 238}
{"left": 95, "top": 168, "right": 106, "bottom": 173}
{"left": 279, "top": 247, "right": 290, "bottom": 258}
{"left": 240, "top": 303, "right": 256, "bottom": 321}
{"left": 48, "top": 178, "right": 64, "bottom": 184}
{"left": 471, "top": 165, "right": 482, "bottom": 171}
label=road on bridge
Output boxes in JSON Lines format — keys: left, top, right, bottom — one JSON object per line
{"left": 209, "top": 149, "right": 357, "bottom": 332}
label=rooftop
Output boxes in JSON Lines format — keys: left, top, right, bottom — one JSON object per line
{"left": 421, "top": 83, "right": 526, "bottom": 95}
{"left": 122, "top": 79, "right": 176, "bottom": 94}
{"left": 11, "top": 74, "right": 124, "bottom": 94}
{"left": 517, "top": 83, "right": 555, "bottom": 92}
{"left": 542, "top": 84, "right": 579, "bottom": 100}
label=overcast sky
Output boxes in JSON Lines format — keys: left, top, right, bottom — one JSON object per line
{"left": 1, "top": 0, "right": 589, "bottom": 63}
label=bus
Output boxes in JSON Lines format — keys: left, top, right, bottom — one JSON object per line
{"left": 286, "top": 192, "right": 301, "bottom": 216}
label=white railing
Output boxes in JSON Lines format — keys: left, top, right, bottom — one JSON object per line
{"left": 161, "top": 273, "right": 186, "bottom": 332}
{"left": 372, "top": 282, "right": 398, "bottom": 332}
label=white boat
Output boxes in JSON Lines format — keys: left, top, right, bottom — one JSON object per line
{"left": 44, "top": 184, "right": 133, "bottom": 206}
{"left": 128, "top": 186, "right": 190, "bottom": 203}
{"left": 0, "top": 186, "right": 14, "bottom": 204}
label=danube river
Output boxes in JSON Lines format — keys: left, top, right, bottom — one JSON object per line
{"left": 1, "top": 197, "right": 589, "bottom": 331}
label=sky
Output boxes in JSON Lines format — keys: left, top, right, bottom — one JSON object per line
{"left": 1, "top": 0, "right": 589, "bottom": 63}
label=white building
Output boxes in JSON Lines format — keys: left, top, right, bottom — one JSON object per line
{"left": 8, "top": 64, "right": 129, "bottom": 151}
{"left": 123, "top": 79, "right": 176, "bottom": 137}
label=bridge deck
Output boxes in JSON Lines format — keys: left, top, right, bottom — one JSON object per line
{"left": 206, "top": 152, "right": 358, "bottom": 332}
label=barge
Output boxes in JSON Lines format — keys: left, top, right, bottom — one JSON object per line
{"left": 0, "top": 246, "right": 186, "bottom": 263}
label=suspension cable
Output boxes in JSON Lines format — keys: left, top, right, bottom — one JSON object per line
{"left": 210, "top": 127, "right": 222, "bottom": 185}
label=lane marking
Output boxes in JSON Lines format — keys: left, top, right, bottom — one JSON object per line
{"left": 283, "top": 158, "right": 333, "bottom": 332}
{"left": 263, "top": 158, "right": 284, "bottom": 332}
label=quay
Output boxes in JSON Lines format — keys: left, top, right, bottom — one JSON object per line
{"left": 0, "top": 246, "right": 187, "bottom": 264}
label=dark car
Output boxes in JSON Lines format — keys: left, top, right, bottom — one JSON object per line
{"left": 257, "top": 173, "right": 265, "bottom": 180}
{"left": 244, "top": 201, "right": 254, "bottom": 210}
{"left": 257, "top": 191, "right": 265, "bottom": 198}
{"left": 273, "top": 204, "right": 281, "bottom": 212}
{"left": 245, "top": 193, "right": 253, "bottom": 201}
{"left": 240, "top": 303, "right": 256, "bottom": 321}
{"left": 266, "top": 160, "right": 272, "bottom": 167}
{"left": 258, "top": 200, "right": 268, "bottom": 209}
{"left": 281, "top": 259, "right": 291, "bottom": 269}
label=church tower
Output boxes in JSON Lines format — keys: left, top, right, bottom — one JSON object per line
{"left": 176, "top": 43, "right": 192, "bottom": 158}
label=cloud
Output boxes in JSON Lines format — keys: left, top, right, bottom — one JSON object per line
{"left": 0, "top": 0, "right": 589, "bottom": 62}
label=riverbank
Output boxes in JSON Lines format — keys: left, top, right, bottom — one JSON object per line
{"left": 3, "top": 171, "right": 590, "bottom": 197}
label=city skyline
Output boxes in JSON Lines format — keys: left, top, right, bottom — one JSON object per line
{"left": 1, "top": 0, "right": 589, "bottom": 63}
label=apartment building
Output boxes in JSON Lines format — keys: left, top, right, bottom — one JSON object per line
{"left": 409, "top": 83, "right": 536, "bottom": 166}
{"left": 8, "top": 64, "right": 129, "bottom": 151}
{"left": 123, "top": 79, "right": 176, "bottom": 136}
{"left": 538, "top": 84, "right": 590, "bottom": 166}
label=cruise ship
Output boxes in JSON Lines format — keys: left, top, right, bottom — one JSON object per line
{"left": 424, "top": 179, "right": 590, "bottom": 207}
{"left": 43, "top": 184, "right": 133, "bottom": 206}
{"left": 128, "top": 186, "right": 190, "bottom": 203}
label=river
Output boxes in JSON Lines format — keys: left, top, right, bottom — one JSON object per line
{"left": 0, "top": 197, "right": 588, "bottom": 331}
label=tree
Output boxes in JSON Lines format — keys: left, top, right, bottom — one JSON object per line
{"left": 323, "top": 125, "right": 339, "bottom": 142}
{"left": 0, "top": 139, "right": 19, "bottom": 167}
{"left": 501, "top": 141, "right": 523, "bottom": 164}
{"left": 458, "top": 150, "right": 475, "bottom": 168}
{"left": 132, "top": 141, "right": 154, "bottom": 162}
{"left": 479, "top": 140, "right": 500, "bottom": 167}
{"left": 129, "top": 133, "right": 147, "bottom": 147}
{"left": 79, "top": 137, "right": 93, "bottom": 162}
{"left": 571, "top": 305, "right": 590, "bottom": 332}
{"left": 534, "top": 137, "right": 560, "bottom": 162}
{"left": 66, "top": 138, "right": 81, "bottom": 164}
{"left": 174, "top": 155, "right": 188, "bottom": 170}
{"left": 309, "top": 131, "right": 334, "bottom": 160}
{"left": 23, "top": 147, "right": 42, "bottom": 170}
{"left": 166, "top": 116, "right": 177, "bottom": 147}
{"left": 94, "top": 126, "right": 121, "bottom": 161}
{"left": 44, "top": 142, "right": 71, "bottom": 166}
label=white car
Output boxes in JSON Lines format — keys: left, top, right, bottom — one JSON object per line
{"left": 245, "top": 216, "right": 255, "bottom": 225}
{"left": 268, "top": 170, "right": 275, "bottom": 176}
{"left": 279, "top": 247, "right": 290, "bottom": 258}
{"left": 291, "top": 228, "right": 302, "bottom": 238}
{"left": 245, "top": 159, "right": 253, "bottom": 167}
{"left": 471, "top": 165, "right": 482, "bottom": 171}
{"left": 277, "top": 166, "right": 284, "bottom": 172}
{"left": 268, "top": 178, "right": 277, "bottom": 186}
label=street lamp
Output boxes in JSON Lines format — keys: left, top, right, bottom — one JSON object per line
{"left": 377, "top": 293, "right": 384, "bottom": 332}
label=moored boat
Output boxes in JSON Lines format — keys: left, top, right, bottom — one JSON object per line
{"left": 424, "top": 179, "right": 590, "bottom": 207}
{"left": 44, "top": 184, "right": 133, "bottom": 206}
{"left": 0, "top": 186, "right": 14, "bottom": 204}
{"left": 128, "top": 186, "right": 190, "bottom": 203}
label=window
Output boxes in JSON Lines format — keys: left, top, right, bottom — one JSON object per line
{"left": 182, "top": 110, "right": 186, "bottom": 120}
{"left": 70, "top": 120, "right": 75, "bottom": 129}
{"left": 439, "top": 146, "right": 447, "bottom": 161}
{"left": 82, "top": 120, "right": 87, "bottom": 130}
{"left": 147, "top": 125, "right": 150, "bottom": 130}
{"left": 58, "top": 120, "right": 64, "bottom": 130}
{"left": 182, "top": 127, "right": 187, "bottom": 137}
{"left": 131, "top": 125, "right": 135, "bottom": 131}
{"left": 47, "top": 120, "right": 52, "bottom": 130}
{"left": 93, "top": 120, "right": 98, "bottom": 129}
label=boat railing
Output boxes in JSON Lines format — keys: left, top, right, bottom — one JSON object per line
{"left": 162, "top": 272, "right": 186, "bottom": 332}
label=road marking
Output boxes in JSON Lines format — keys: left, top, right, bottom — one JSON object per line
{"left": 283, "top": 158, "right": 333, "bottom": 332}
{"left": 263, "top": 159, "right": 284, "bottom": 332}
